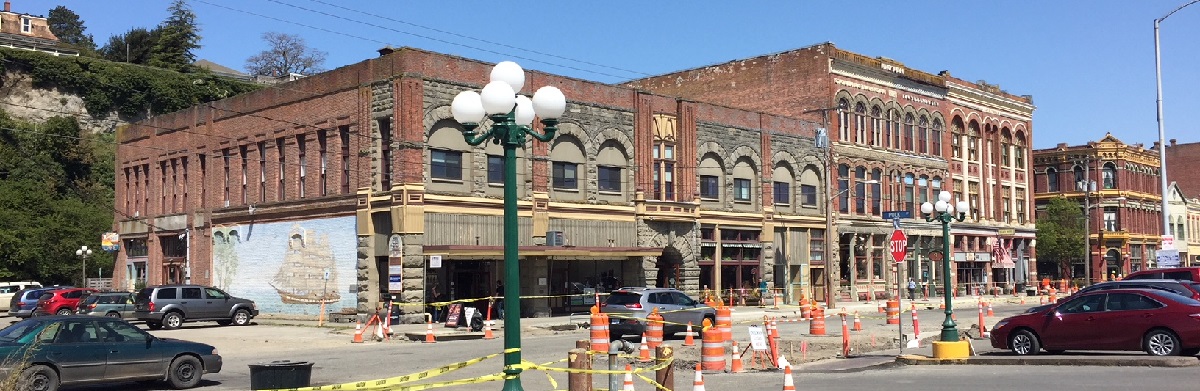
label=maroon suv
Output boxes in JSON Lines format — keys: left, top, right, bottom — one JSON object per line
{"left": 34, "top": 288, "right": 98, "bottom": 316}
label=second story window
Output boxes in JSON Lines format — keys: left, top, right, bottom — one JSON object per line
{"left": 800, "top": 184, "right": 817, "bottom": 206}
{"left": 21, "top": 17, "right": 32, "bottom": 34}
{"left": 552, "top": 161, "right": 578, "bottom": 190}
{"left": 1046, "top": 168, "right": 1059, "bottom": 192}
{"left": 699, "top": 175, "right": 719, "bottom": 200}
{"left": 1103, "top": 207, "right": 1119, "bottom": 231}
{"left": 773, "top": 181, "right": 790, "bottom": 205}
{"left": 733, "top": 179, "right": 752, "bottom": 202}
{"left": 598, "top": 166, "right": 621, "bottom": 192}
{"left": 652, "top": 142, "right": 675, "bottom": 200}
{"left": 487, "top": 155, "right": 504, "bottom": 184}
{"left": 430, "top": 149, "right": 462, "bottom": 181}
{"left": 1102, "top": 163, "right": 1117, "bottom": 189}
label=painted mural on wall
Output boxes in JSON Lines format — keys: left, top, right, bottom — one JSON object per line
{"left": 211, "top": 216, "right": 357, "bottom": 315}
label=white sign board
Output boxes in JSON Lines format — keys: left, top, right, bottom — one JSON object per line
{"left": 747, "top": 325, "right": 768, "bottom": 351}
{"left": 1161, "top": 235, "right": 1176, "bottom": 251}
{"left": 1157, "top": 249, "right": 1181, "bottom": 268}
{"left": 429, "top": 255, "right": 442, "bottom": 268}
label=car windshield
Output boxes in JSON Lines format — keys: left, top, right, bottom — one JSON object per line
{"left": 0, "top": 319, "right": 46, "bottom": 342}
{"left": 135, "top": 287, "right": 154, "bottom": 303}
{"left": 606, "top": 292, "right": 642, "bottom": 306}
{"left": 1151, "top": 290, "right": 1200, "bottom": 306}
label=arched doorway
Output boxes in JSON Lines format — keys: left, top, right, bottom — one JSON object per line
{"left": 656, "top": 246, "right": 684, "bottom": 288}
{"left": 1105, "top": 248, "right": 1122, "bottom": 280}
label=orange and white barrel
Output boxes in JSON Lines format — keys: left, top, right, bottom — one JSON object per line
{"left": 646, "top": 309, "right": 664, "bottom": 351}
{"left": 590, "top": 312, "right": 610, "bottom": 353}
{"left": 885, "top": 299, "right": 900, "bottom": 325}
{"left": 809, "top": 306, "right": 826, "bottom": 335}
{"left": 717, "top": 307, "right": 732, "bottom": 344}
{"left": 700, "top": 319, "right": 726, "bottom": 371}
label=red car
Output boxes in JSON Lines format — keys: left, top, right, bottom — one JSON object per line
{"left": 990, "top": 288, "right": 1200, "bottom": 356}
{"left": 33, "top": 287, "right": 98, "bottom": 316}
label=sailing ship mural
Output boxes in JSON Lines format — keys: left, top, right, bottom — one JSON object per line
{"left": 270, "top": 224, "right": 341, "bottom": 304}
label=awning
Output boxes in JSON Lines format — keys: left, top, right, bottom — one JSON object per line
{"left": 423, "top": 245, "right": 663, "bottom": 258}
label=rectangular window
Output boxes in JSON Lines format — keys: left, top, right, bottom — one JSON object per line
{"left": 700, "top": 175, "right": 719, "bottom": 199}
{"left": 378, "top": 118, "right": 392, "bottom": 190}
{"left": 222, "top": 149, "right": 230, "bottom": 204}
{"left": 800, "top": 184, "right": 817, "bottom": 206}
{"left": 968, "top": 136, "right": 979, "bottom": 161}
{"left": 339, "top": 126, "right": 351, "bottom": 193}
{"left": 598, "top": 166, "right": 621, "bottom": 192}
{"left": 1104, "top": 207, "right": 1118, "bottom": 231}
{"left": 240, "top": 146, "right": 248, "bottom": 204}
{"left": 1001, "top": 144, "right": 1011, "bottom": 166}
{"left": 1015, "top": 148, "right": 1025, "bottom": 169}
{"left": 181, "top": 157, "right": 188, "bottom": 209}
{"left": 258, "top": 142, "right": 266, "bottom": 202}
{"left": 170, "top": 159, "right": 178, "bottom": 212}
{"left": 487, "top": 155, "right": 504, "bottom": 184}
{"left": 951, "top": 134, "right": 961, "bottom": 158}
{"left": 318, "top": 130, "right": 328, "bottom": 196}
{"left": 198, "top": 155, "right": 206, "bottom": 208}
{"left": 124, "top": 168, "right": 131, "bottom": 213}
{"left": 430, "top": 149, "right": 462, "bottom": 180}
{"left": 931, "top": 130, "right": 942, "bottom": 157}
{"left": 773, "top": 181, "right": 790, "bottom": 205}
{"left": 160, "top": 162, "right": 167, "bottom": 213}
{"left": 277, "top": 138, "right": 286, "bottom": 200}
{"left": 552, "top": 161, "right": 578, "bottom": 189}
{"left": 733, "top": 178, "right": 752, "bottom": 201}
{"left": 21, "top": 17, "right": 32, "bottom": 33}
{"left": 653, "top": 142, "right": 676, "bottom": 200}
{"left": 298, "top": 135, "right": 307, "bottom": 198}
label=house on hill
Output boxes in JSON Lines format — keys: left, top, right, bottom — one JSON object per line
{"left": 0, "top": 1, "right": 77, "bottom": 56}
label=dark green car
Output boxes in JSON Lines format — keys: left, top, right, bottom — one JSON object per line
{"left": 0, "top": 316, "right": 222, "bottom": 391}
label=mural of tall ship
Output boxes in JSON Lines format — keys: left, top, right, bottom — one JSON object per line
{"left": 269, "top": 224, "right": 341, "bottom": 304}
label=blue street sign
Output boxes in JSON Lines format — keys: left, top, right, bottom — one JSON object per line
{"left": 881, "top": 210, "right": 912, "bottom": 220}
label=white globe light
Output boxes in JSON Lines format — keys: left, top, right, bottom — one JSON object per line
{"left": 490, "top": 61, "right": 525, "bottom": 94}
{"left": 935, "top": 200, "right": 949, "bottom": 212}
{"left": 480, "top": 81, "right": 516, "bottom": 115}
{"left": 451, "top": 91, "right": 485, "bottom": 124}
{"left": 532, "top": 86, "right": 566, "bottom": 119}
{"left": 920, "top": 202, "right": 934, "bottom": 215}
{"left": 938, "top": 190, "right": 952, "bottom": 203}
{"left": 956, "top": 200, "right": 970, "bottom": 214}
{"left": 513, "top": 96, "right": 535, "bottom": 126}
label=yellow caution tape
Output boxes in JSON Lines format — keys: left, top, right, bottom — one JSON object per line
{"left": 259, "top": 352, "right": 502, "bottom": 391}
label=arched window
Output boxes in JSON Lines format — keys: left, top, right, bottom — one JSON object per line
{"left": 904, "top": 173, "right": 916, "bottom": 215}
{"left": 967, "top": 121, "right": 980, "bottom": 161}
{"left": 917, "top": 116, "right": 929, "bottom": 154}
{"left": 870, "top": 105, "right": 883, "bottom": 147}
{"left": 904, "top": 113, "right": 915, "bottom": 151}
{"left": 855, "top": 166, "right": 867, "bottom": 214}
{"left": 838, "top": 98, "right": 851, "bottom": 142}
{"left": 1073, "top": 165, "right": 1085, "bottom": 190}
{"left": 1047, "top": 168, "right": 1059, "bottom": 192}
{"left": 698, "top": 153, "right": 724, "bottom": 202}
{"left": 1102, "top": 163, "right": 1117, "bottom": 189}
{"left": 871, "top": 168, "right": 882, "bottom": 213}
{"left": 838, "top": 164, "right": 850, "bottom": 213}
{"left": 773, "top": 163, "right": 795, "bottom": 210}
{"left": 931, "top": 118, "right": 943, "bottom": 157}
{"left": 1000, "top": 130, "right": 1012, "bottom": 167}
{"left": 890, "top": 109, "right": 902, "bottom": 149}
{"left": 1014, "top": 131, "right": 1028, "bottom": 169}
{"left": 950, "top": 117, "right": 964, "bottom": 159}
{"left": 855, "top": 102, "right": 868, "bottom": 144}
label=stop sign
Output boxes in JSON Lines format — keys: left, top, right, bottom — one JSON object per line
{"left": 889, "top": 229, "right": 908, "bottom": 263}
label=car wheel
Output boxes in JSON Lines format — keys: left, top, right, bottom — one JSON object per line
{"left": 54, "top": 308, "right": 72, "bottom": 316}
{"left": 167, "top": 355, "right": 203, "bottom": 389}
{"left": 21, "top": 364, "right": 59, "bottom": 391}
{"left": 1009, "top": 329, "right": 1040, "bottom": 356}
{"left": 162, "top": 312, "right": 184, "bottom": 330}
{"left": 1144, "top": 329, "right": 1181, "bottom": 356}
{"left": 232, "top": 309, "right": 251, "bottom": 326}
{"left": 147, "top": 322, "right": 163, "bottom": 330}
{"left": 105, "top": 312, "right": 121, "bottom": 318}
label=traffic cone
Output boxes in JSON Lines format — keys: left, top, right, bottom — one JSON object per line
{"left": 352, "top": 319, "right": 364, "bottom": 343}
{"left": 852, "top": 311, "right": 863, "bottom": 331}
{"left": 424, "top": 321, "right": 436, "bottom": 343}
{"left": 1020, "top": 296, "right": 1026, "bottom": 305}
{"left": 877, "top": 301, "right": 885, "bottom": 313}
{"left": 684, "top": 321, "right": 696, "bottom": 347}
{"left": 730, "top": 340, "right": 745, "bottom": 373}
{"left": 986, "top": 302, "right": 994, "bottom": 317}
{"left": 693, "top": 363, "right": 706, "bottom": 391}
{"left": 638, "top": 333, "right": 652, "bottom": 362}
{"left": 483, "top": 321, "right": 495, "bottom": 340}
{"left": 623, "top": 364, "right": 636, "bottom": 390}
{"left": 782, "top": 365, "right": 795, "bottom": 391}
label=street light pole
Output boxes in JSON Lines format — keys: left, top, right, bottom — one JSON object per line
{"left": 921, "top": 191, "right": 968, "bottom": 343}
{"left": 1154, "top": 0, "right": 1199, "bottom": 237}
{"left": 450, "top": 61, "right": 566, "bottom": 391}
{"left": 76, "top": 245, "right": 93, "bottom": 288}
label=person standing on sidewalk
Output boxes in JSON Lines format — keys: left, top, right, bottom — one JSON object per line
{"left": 907, "top": 278, "right": 917, "bottom": 300}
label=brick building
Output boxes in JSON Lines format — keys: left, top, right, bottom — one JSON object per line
{"left": 1164, "top": 139, "right": 1200, "bottom": 266}
{"left": 0, "top": 1, "right": 76, "bottom": 56}
{"left": 1032, "top": 134, "right": 1164, "bottom": 281}
{"left": 113, "top": 47, "right": 830, "bottom": 317}
{"left": 627, "top": 42, "right": 1036, "bottom": 300}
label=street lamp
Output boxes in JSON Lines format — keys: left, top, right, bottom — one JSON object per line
{"left": 76, "top": 245, "right": 93, "bottom": 288}
{"left": 920, "top": 191, "right": 968, "bottom": 347}
{"left": 450, "top": 61, "right": 566, "bottom": 391}
{"left": 1154, "top": 0, "right": 1199, "bottom": 237}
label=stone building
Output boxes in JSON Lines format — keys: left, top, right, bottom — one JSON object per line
{"left": 1032, "top": 134, "right": 1165, "bottom": 281}
{"left": 627, "top": 42, "right": 1036, "bottom": 301}
{"left": 112, "top": 47, "right": 827, "bottom": 317}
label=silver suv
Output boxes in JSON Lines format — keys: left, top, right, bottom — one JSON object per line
{"left": 133, "top": 285, "right": 258, "bottom": 330}
{"left": 602, "top": 287, "right": 715, "bottom": 341}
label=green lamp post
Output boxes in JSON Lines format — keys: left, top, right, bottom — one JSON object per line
{"left": 450, "top": 61, "right": 566, "bottom": 391}
{"left": 920, "top": 190, "right": 969, "bottom": 343}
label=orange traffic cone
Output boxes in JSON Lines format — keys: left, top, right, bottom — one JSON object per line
{"left": 877, "top": 301, "right": 885, "bottom": 313}
{"left": 424, "top": 321, "right": 436, "bottom": 343}
{"left": 852, "top": 311, "right": 863, "bottom": 331}
{"left": 623, "top": 364, "right": 636, "bottom": 390}
{"left": 986, "top": 302, "right": 994, "bottom": 317}
{"left": 730, "top": 340, "right": 744, "bottom": 373}
{"left": 693, "top": 363, "right": 706, "bottom": 391}
{"left": 782, "top": 365, "right": 795, "bottom": 391}
{"left": 483, "top": 321, "right": 495, "bottom": 340}
{"left": 1020, "top": 296, "right": 1026, "bottom": 305}
{"left": 352, "top": 319, "right": 364, "bottom": 343}
{"left": 684, "top": 321, "right": 696, "bottom": 347}
{"left": 638, "top": 333, "right": 652, "bottom": 362}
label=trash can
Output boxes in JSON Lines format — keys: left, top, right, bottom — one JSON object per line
{"left": 249, "top": 360, "right": 314, "bottom": 390}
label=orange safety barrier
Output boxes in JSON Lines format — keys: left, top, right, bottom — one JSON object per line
{"left": 977, "top": 301, "right": 987, "bottom": 337}
{"left": 638, "top": 333, "right": 652, "bottom": 363}
{"left": 683, "top": 321, "right": 696, "bottom": 347}
{"left": 646, "top": 308, "right": 664, "bottom": 351}
{"left": 623, "top": 364, "right": 635, "bottom": 391}
{"left": 782, "top": 365, "right": 796, "bottom": 391}
{"left": 693, "top": 363, "right": 707, "bottom": 390}
{"left": 730, "top": 340, "right": 745, "bottom": 373}
{"left": 800, "top": 299, "right": 812, "bottom": 319}
{"left": 852, "top": 311, "right": 863, "bottom": 331}
{"left": 590, "top": 308, "right": 609, "bottom": 353}
{"left": 809, "top": 306, "right": 826, "bottom": 336}
{"left": 424, "top": 320, "right": 436, "bottom": 343}
{"left": 840, "top": 311, "right": 850, "bottom": 357}
{"left": 986, "top": 301, "right": 995, "bottom": 317}
{"left": 352, "top": 318, "right": 364, "bottom": 343}
{"left": 717, "top": 307, "right": 733, "bottom": 344}
{"left": 885, "top": 299, "right": 900, "bottom": 325}
{"left": 911, "top": 304, "right": 921, "bottom": 345}
{"left": 700, "top": 319, "right": 726, "bottom": 371}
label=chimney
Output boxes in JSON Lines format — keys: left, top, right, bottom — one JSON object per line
{"left": 3, "top": 1, "right": 10, "bottom": 12}
{"left": 1171, "top": 138, "right": 1178, "bottom": 146}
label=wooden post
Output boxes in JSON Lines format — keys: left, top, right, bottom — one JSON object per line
{"left": 655, "top": 345, "right": 674, "bottom": 390}
{"left": 568, "top": 348, "right": 591, "bottom": 391}
{"left": 576, "top": 339, "right": 591, "bottom": 350}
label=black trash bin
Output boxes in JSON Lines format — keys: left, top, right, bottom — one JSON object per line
{"left": 249, "top": 360, "right": 314, "bottom": 390}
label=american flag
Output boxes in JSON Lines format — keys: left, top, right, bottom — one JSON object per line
{"left": 993, "top": 237, "right": 1014, "bottom": 266}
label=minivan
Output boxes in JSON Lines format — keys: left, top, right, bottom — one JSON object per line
{"left": 7, "top": 286, "right": 70, "bottom": 318}
{"left": 0, "top": 281, "right": 41, "bottom": 311}
{"left": 134, "top": 285, "right": 258, "bottom": 330}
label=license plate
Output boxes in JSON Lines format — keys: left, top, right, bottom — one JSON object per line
{"left": 611, "top": 318, "right": 619, "bottom": 325}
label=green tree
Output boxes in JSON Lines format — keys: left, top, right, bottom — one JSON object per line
{"left": 244, "top": 32, "right": 327, "bottom": 77}
{"left": 98, "top": 28, "right": 161, "bottom": 65}
{"left": 47, "top": 6, "right": 97, "bottom": 56}
{"left": 149, "top": 0, "right": 201, "bottom": 72}
{"left": 1035, "top": 197, "right": 1086, "bottom": 281}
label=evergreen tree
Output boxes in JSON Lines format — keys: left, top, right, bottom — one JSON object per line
{"left": 149, "top": 0, "right": 201, "bottom": 72}
{"left": 98, "top": 28, "right": 161, "bottom": 65}
{"left": 47, "top": 6, "right": 97, "bottom": 56}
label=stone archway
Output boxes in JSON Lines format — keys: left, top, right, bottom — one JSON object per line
{"left": 1105, "top": 248, "right": 1122, "bottom": 279}
{"left": 656, "top": 246, "right": 684, "bottom": 288}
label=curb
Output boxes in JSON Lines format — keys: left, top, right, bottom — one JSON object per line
{"left": 896, "top": 354, "right": 1200, "bottom": 367}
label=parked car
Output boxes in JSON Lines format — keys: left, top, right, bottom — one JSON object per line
{"left": 134, "top": 285, "right": 259, "bottom": 330}
{"left": 991, "top": 288, "right": 1200, "bottom": 356}
{"left": 7, "top": 287, "right": 71, "bottom": 319}
{"left": 33, "top": 288, "right": 98, "bottom": 317}
{"left": 0, "top": 315, "right": 221, "bottom": 390}
{"left": 1124, "top": 267, "right": 1200, "bottom": 282}
{"left": 0, "top": 282, "right": 41, "bottom": 312}
{"left": 1072, "top": 279, "right": 1200, "bottom": 300}
{"left": 76, "top": 291, "right": 137, "bottom": 318}
{"left": 602, "top": 287, "right": 715, "bottom": 341}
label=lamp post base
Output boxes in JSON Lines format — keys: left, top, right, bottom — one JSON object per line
{"left": 501, "top": 368, "right": 523, "bottom": 391}
{"left": 931, "top": 340, "right": 971, "bottom": 359}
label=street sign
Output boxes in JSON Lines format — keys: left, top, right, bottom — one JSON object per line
{"left": 881, "top": 211, "right": 913, "bottom": 220}
{"left": 1161, "top": 235, "right": 1176, "bottom": 251}
{"left": 998, "top": 228, "right": 1015, "bottom": 236}
{"left": 889, "top": 229, "right": 908, "bottom": 263}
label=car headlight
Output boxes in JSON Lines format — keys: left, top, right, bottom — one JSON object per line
{"left": 993, "top": 320, "right": 1008, "bottom": 330}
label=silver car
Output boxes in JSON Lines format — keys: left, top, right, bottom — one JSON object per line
{"left": 602, "top": 287, "right": 715, "bottom": 340}
{"left": 76, "top": 292, "right": 137, "bottom": 318}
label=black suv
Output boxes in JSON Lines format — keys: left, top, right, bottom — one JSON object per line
{"left": 133, "top": 285, "right": 258, "bottom": 330}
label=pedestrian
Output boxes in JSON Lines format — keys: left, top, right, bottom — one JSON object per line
{"left": 907, "top": 278, "right": 917, "bottom": 300}
{"left": 494, "top": 280, "right": 505, "bottom": 318}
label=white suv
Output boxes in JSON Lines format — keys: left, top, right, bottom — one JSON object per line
{"left": 0, "top": 282, "right": 41, "bottom": 311}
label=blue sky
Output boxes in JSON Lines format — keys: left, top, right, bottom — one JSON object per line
{"left": 36, "top": 0, "right": 1200, "bottom": 149}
